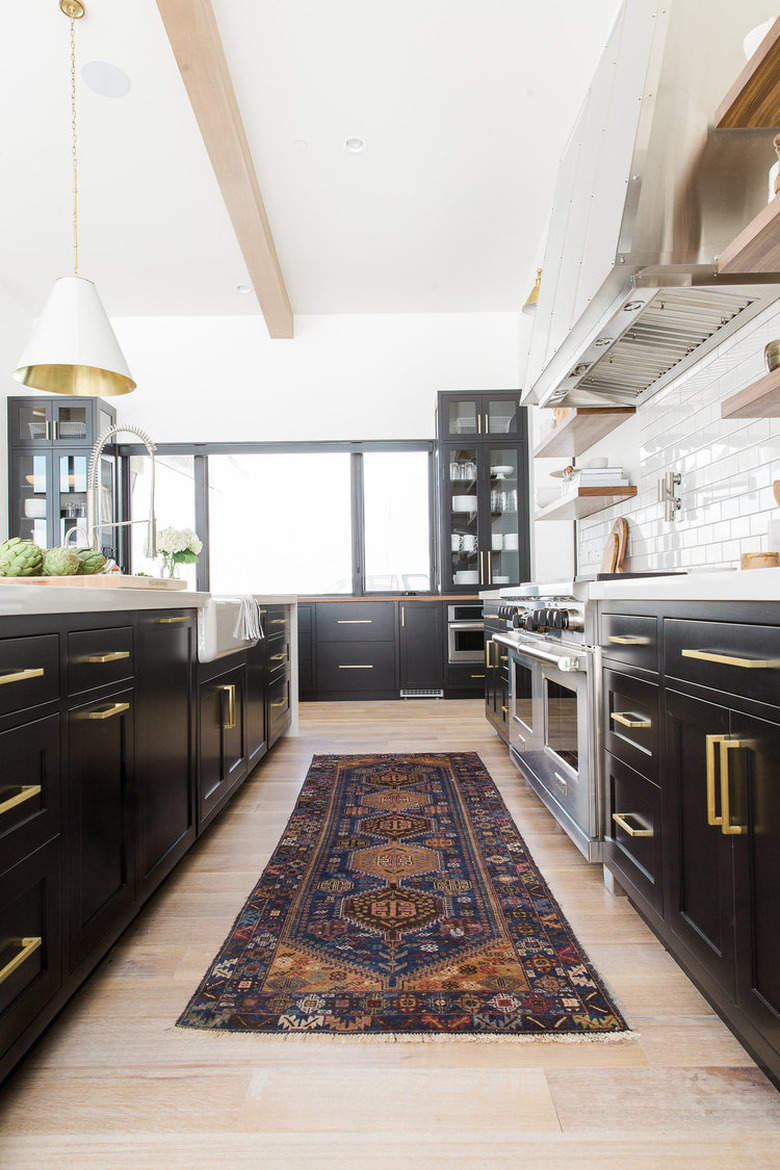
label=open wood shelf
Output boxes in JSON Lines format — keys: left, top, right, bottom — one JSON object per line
{"left": 721, "top": 365, "right": 780, "bottom": 419}
{"left": 533, "top": 408, "right": 635, "bottom": 459}
{"left": 534, "top": 486, "right": 637, "bottom": 522}
{"left": 715, "top": 17, "right": 780, "bottom": 129}
{"left": 718, "top": 195, "right": 780, "bottom": 275}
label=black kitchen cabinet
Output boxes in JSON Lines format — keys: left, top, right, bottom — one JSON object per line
{"left": 437, "top": 393, "right": 530, "bottom": 594}
{"left": 134, "top": 612, "right": 196, "bottom": 901}
{"left": 197, "top": 661, "right": 247, "bottom": 831}
{"left": 7, "top": 397, "right": 119, "bottom": 559}
{"left": 314, "top": 601, "right": 396, "bottom": 699}
{"left": 483, "top": 606, "right": 509, "bottom": 742}
{"left": 245, "top": 636, "right": 268, "bottom": 769}
{"left": 399, "top": 601, "right": 444, "bottom": 693}
{"left": 65, "top": 685, "right": 134, "bottom": 974}
{"left": 598, "top": 598, "right": 780, "bottom": 1086}
{"left": 436, "top": 392, "right": 523, "bottom": 441}
{"left": 263, "top": 605, "right": 292, "bottom": 747}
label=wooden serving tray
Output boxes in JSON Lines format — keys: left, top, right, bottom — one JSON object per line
{"left": 0, "top": 574, "right": 188, "bottom": 590}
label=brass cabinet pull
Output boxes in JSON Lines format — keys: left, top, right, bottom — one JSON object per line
{"left": 218, "top": 684, "right": 236, "bottom": 730}
{"left": 612, "top": 812, "right": 653, "bottom": 838}
{"left": 336, "top": 619, "right": 371, "bottom": 624}
{"left": 0, "top": 667, "right": 44, "bottom": 686}
{"left": 152, "top": 616, "right": 190, "bottom": 624}
{"left": 499, "top": 654, "right": 508, "bottom": 664}
{"left": 477, "top": 413, "right": 482, "bottom": 435}
{"left": 401, "top": 606, "right": 405, "bottom": 628}
{"left": 501, "top": 705, "right": 509, "bottom": 714}
{"left": 485, "top": 641, "right": 494, "bottom": 668}
{"left": 270, "top": 699, "right": 287, "bottom": 709}
{"left": 0, "top": 785, "right": 41, "bottom": 817}
{"left": 270, "top": 619, "right": 288, "bottom": 626}
{"left": 606, "top": 635, "right": 650, "bottom": 646}
{"left": 338, "top": 664, "right": 373, "bottom": 669}
{"left": 705, "top": 734, "right": 728, "bottom": 826}
{"left": 682, "top": 649, "right": 780, "bottom": 669}
{"left": 269, "top": 653, "right": 287, "bottom": 663}
{"left": 470, "top": 673, "right": 486, "bottom": 679}
{"left": 611, "top": 711, "right": 652, "bottom": 728}
{"left": 83, "top": 651, "right": 130, "bottom": 664}
{"left": 479, "top": 551, "right": 485, "bottom": 582}
{"left": 81, "top": 701, "right": 130, "bottom": 721}
{"left": 720, "top": 739, "right": 749, "bottom": 836}
{"left": 0, "top": 937, "right": 42, "bottom": 986}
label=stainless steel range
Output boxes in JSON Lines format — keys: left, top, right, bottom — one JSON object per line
{"left": 484, "top": 581, "right": 602, "bottom": 861}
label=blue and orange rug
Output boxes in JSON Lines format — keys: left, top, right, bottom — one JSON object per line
{"left": 177, "top": 752, "right": 631, "bottom": 1041}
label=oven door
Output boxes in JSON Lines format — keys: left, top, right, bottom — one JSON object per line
{"left": 447, "top": 621, "right": 484, "bottom": 663}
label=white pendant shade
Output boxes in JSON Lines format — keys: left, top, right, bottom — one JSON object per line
{"left": 14, "top": 275, "right": 136, "bottom": 397}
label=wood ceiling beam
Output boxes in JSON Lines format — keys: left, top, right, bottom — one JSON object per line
{"left": 156, "top": 0, "right": 293, "bottom": 338}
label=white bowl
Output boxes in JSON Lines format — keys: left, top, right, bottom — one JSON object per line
{"left": 453, "top": 570, "right": 479, "bottom": 584}
{"left": 491, "top": 465, "right": 514, "bottom": 478}
{"left": 451, "top": 494, "right": 477, "bottom": 512}
{"left": 24, "top": 498, "right": 47, "bottom": 519}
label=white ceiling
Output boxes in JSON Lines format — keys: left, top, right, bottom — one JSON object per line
{"left": 2, "top": 0, "right": 624, "bottom": 327}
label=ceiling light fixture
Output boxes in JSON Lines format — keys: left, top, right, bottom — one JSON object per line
{"left": 522, "top": 268, "right": 542, "bottom": 315}
{"left": 13, "top": 0, "right": 135, "bottom": 397}
{"left": 344, "top": 137, "right": 366, "bottom": 153}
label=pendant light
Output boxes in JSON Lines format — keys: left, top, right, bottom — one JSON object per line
{"left": 13, "top": 0, "right": 135, "bottom": 397}
{"left": 522, "top": 268, "right": 542, "bottom": 316}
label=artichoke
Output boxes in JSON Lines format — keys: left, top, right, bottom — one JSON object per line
{"left": 76, "top": 548, "right": 107, "bottom": 575}
{"left": 42, "top": 546, "right": 80, "bottom": 576}
{"left": 0, "top": 538, "right": 44, "bottom": 577}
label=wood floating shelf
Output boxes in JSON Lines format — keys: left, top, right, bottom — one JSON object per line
{"left": 533, "top": 407, "right": 635, "bottom": 459}
{"left": 715, "top": 17, "right": 780, "bottom": 129}
{"left": 718, "top": 196, "right": 780, "bottom": 275}
{"left": 721, "top": 365, "right": 780, "bottom": 419}
{"left": 534, "top": 486, "right": 637, "bottom": 523}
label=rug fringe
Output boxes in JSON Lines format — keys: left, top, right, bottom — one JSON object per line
{"left": 173, "top": 1023, "right": 640, "bottom": 1045}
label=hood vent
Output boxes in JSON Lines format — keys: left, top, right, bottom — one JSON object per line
{"left": 556, "top": 287, "right": 759, "bottom": 407}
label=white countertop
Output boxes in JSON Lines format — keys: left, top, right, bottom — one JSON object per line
{"left": 0, "top": 586, "right": 298, "bottom": 617}
{"left": 589, "top": 568, "right": 780, "bottom": 602}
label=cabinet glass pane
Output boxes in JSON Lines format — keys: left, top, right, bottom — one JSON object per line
{"left": 489, "top": 447, "right": 519, "bottom": 585}
{"left": 448, "top": 400, "right": 478, "bottom": 436}
{"left": 17, "top": 454, "right": 49, "bottom": 546}
{"left": 58, "top": 453, "right": 88, "bottom": 548}
{"left": 448, "top": 447, "right": 480, "bottom": 588}
{"left": 485, "top": 399, "right": 519, "bottom": 434}
{"left": 130, "top": 455, "right": 198, "bottom": 587}
{"left": 207, "top": 453, "right": 352, "bottom": 594}
{"left": 54, "top": 405, "right": 89, "bottom": 442}
{"left": 363, "top": 451, "right": 431, "bottom": 592}
{"left": 13, "top": 403, "right": 49, "bottom": 443}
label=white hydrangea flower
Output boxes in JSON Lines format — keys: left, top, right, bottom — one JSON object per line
{"left": 158, "top": 526, "right": 202, "bottom": 555}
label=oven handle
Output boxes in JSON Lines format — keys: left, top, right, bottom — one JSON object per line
{"left": 493, "top": 632, "right": 586, "bottom": 673}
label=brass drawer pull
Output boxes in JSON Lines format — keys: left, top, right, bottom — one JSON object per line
{"left": 336, "top": 619, "right": 371, "bottom": 624}
{"left": 0, "top": 785, "right": 41, "bottom": 817}
{"left": 682, "top": 649, "right": 780, "bottom": 669}
{"left": 83, "top": 651, "right": 130, "bottom": 664}
{"left": 606, "top": 635, "right": 650, "bottom": 646}
{"left": 612, "top": 812, "right": 653, "bottom": 838}
{"left": 470, "top": 673, "right": 486, "bottom": 679}
{"left": 499, "top": 654, "right": 508, "bottom": 664}
{"left": 611, "top": 711, "right": 651, "bottom": 728}
{"left": 152, "top": 616, "right": 190, "bottom": 624}
{"left": 270, "top": 699, "right": 287, "bottom": 709}
{"left": 81, "top": 701, "right": 130, "bottom": 721}
{"left": 338, "top": 664, "right": 373, "bottom": 669}
{"left": 0, "top": 937, "right": 42, "bottom": 986}
{"left": 270, "top": 653, "right": 287, "bottom": 663}
{"left": 0, "top": 667, "right": 44, "bottom": 686}
{"left": 501, "top": 705, "right": 508, "bottom": 714}
{"left": 720, "top": 739, "right": 749, "bottom": 836}
{"left": 705, "top": 734, "right": 727, "bottom": 826}
{"left": 270, "top": 619, "right": 288, "bottom": 626}
{"left": 218, "top": 684, "right": 236, "bottom": 730}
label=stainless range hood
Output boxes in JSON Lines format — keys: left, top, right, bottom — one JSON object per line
{"left": 524, "top": 0, "right": 780, "bottom": 410}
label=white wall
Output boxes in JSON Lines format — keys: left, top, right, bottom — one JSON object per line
{"left": 112, "top": 312, "right": 523, "bottom": 443}
{"left": 0, "top": 298, "right": 34, "bottom": 542}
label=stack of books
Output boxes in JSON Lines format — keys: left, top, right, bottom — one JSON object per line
{"left": 568, "top": 466, "right": 630, "bottom": 488}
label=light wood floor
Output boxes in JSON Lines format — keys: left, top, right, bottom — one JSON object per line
{"left": 1, "top": 700, "right": 779, "bottom": 1169}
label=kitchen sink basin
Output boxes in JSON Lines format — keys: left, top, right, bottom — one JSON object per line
{"left": 197, "top": 595, "right": 261, "bottom": 662}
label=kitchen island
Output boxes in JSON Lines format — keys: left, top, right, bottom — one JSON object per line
{"left": 0, "top": 585, "right": 296, "bottom": 1084}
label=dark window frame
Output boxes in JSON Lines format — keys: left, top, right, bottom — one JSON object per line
{"left": 118, "top": 439, "right": 437, "bottom": 596}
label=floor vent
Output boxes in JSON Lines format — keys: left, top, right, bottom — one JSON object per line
{"left": 400, "top": 688, "right": 444, "bottom": 699}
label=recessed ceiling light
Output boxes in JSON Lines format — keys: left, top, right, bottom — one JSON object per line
{"left": 234, "top": 284, "right": 252, "bottom": 294}
{"left": 344, "top": 137, "right": 366, "bottom": 153}
{"left": 293, "top": 139, "right": 308, "bottom": 153}
{"left": 81, "top": 60, "right": 131, "bottom": 98}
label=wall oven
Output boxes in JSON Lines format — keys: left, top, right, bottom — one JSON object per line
{"left": 447, "top": 603, "right": 484, "bottom": 664}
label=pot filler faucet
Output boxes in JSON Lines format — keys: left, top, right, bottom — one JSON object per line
{"left": 82, "top": 424, "right": 157, "bottom": 558}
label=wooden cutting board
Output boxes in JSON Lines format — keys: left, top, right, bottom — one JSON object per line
{"left": 773, "top": 480, "right": 780, "bottom": 507}
{"left": 0, "top": 574, "right": 188, "bottom": 590}
{"left": 612, "top": 517, "right": 628, "bottom": 571}
{"left": 599, "top": 532, "right": 620, "bottom": 573}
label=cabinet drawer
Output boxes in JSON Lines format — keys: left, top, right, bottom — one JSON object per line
{"left": 267, "top": 674, "right": 291, "bottom": 736}
{"left": 0, "top": 837, "right": 62, "bottom": 1059}
{"left": 600, "top": 614, "right": 658, "bottom": 673}
{"left": 262, "top": 606, "right": 290, "bottom": 637}
{"left": 317, "top": 603, "right": 395, "bottom": 642}
{"left": 604, "top": 751, "right": 663, "bottom": 914}
{"left": 446, "top": 663, "right": 487, "bottom": 689}
{"left": 266, "top": 633, "right": 291, "bottom": 681}
{"left": 316, "top": 641, "right": 395, "bottom": 691}
{"left": 0, "top": 635, "right": 59, "bottom": 716}
{"left": 0, "top": 714, "right": 60, "bottom": 873}
{"left": 665, "top": 619, "right": 780, "bottom": 707}
{"left": 604, "top": 669, "right": 659, "bottom": 779}
{"left": 67, "top": 626, "right": 134, "bottom": 695}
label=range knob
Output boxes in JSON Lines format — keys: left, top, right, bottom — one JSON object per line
{"left": 547, "top": 608, "right": 566, "bottom": 629}
{"left": 522, "top": 612, "right": 536, "bottom": 632}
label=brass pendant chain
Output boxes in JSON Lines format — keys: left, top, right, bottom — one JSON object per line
{"left": 70, "top": 15, "right": 79, "bottom": 276}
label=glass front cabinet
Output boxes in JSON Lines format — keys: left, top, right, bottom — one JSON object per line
{"left": 7, "top": 397, "right": 119, "bottom": 560}
{"left": 437, "top": 393, "right": 530, "bottom": 593}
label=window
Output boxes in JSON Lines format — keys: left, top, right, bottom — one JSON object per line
{"left": 129, "top": 454, "right": 198, "bottom": 588}
{"left": 363, "top": 451, "right": 431, "bottom": 592}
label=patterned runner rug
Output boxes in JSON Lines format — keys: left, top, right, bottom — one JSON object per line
{"left": 178, "top": 753, "right": 631, "bottom": 1041}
